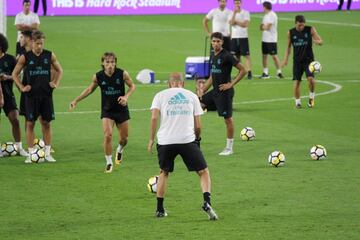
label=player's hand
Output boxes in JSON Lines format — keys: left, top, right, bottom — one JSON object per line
{"left": 118, "top": 96, "right": 128, "bottom": 106}
{"left": 0, "top": 73, "right": 5, "bottom": 81}
{"left": 219, "top": 82, "right": 232, "bottom": 91}
{"left": 21, "top": 85, "right": 31, "bottom": 92}
{"left": 281, "top": 60, "right": 288, "bottom": 68}
{"left": 69, "top": 101, "right": 77, "bottom": 111}
{"left": 260, "top": 24, "right": 264, "bottom": 31}
{"left": 194, "top": 138, "right": 201, "bottom": 148}
{"left": 147, "top": 139, "right": 154, "bottom": 154}
{"left": 49, "top": 81, "right": 58, "bottom": 89}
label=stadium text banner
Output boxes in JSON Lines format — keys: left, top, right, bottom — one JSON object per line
{"left": 7, "top": 0, "right": 360, "bottom": 16}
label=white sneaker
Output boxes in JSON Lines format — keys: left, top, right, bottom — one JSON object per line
{"left": 45, "top": 155, "right": 56, "bottom": 163}
{"left": 24, "top": 156, "right": 32, "bottom": 164}
{"left": 18, "top": 148, "right": 29, "bottom": 157}
{"left": 219, "top": 148, "right": 233, "bottom": 156}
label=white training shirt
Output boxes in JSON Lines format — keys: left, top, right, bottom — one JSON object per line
{"left": 231, "top": 9, "right": 250, "bottom": 39}
{"left": 206, "top": 8, "right": 233, "bottom": 37}
{"left": 150, "top": 87, "right": 204, "bottom": 145}
{"left": 14, "top": 11, "right": 40, "bottom": 42}
{"left": 262, "top": 11, "right": 278, "bottom": 43}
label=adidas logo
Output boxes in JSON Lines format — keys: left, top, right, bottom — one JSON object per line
{"left": 29, "top": 60, "right": 34, "bottom": 65}
{"left": 101, "top": 81, "right": 106, "bottom": 85}
{"left": 168, "top": 92, "right": 189, "bottom": 105}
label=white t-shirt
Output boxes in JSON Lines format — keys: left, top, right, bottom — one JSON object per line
{"left": 0, "top": 0, "right": 6, "bottom": 36}
{"left": 231, "top": 9, "right": 250, "bottom": 39}
{"left": 150, "top": 87, "right": 204, "bottom": 145}
{"left": 206, "top": 8, "right": 233, "bottom": 37}
{"left": 262, "top": 11, "right": 278, "bottom": 43}
{"left": 14, "top": 11, "right": 40, "bottom": 42}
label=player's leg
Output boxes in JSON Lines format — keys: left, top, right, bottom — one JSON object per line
{"left": 156, "top": 169, "right": 169, "bottom": 217}
{"left": 338, "top": 0, "right": 344, "bottom": 10}
{"left": 39, "top": 97, "right": 56, "bottom": 162}
{"left": 305, "top": 62, "right": 315, "bottom": 108}
{"left": 270, "top": 43, "right": 283, "bottom": 78}
{"left": 102, "top": 117, "right": 115, "bottom": 173}
{"left": 261, "top": 42, "right": 270, "bottom": 78}
{"left": 7, "top": 109, "right": 27, "bottom": 156}
{"left": 25, "top": 120, "right": 36, "bottom": 163}
{"left": 219, "top": 116, "right": 234, "bottom": 156}
{"left": 293, "top": 80, "right": 301, "bottom": 108}
{"left": 115, "top": 119, "right": 129, "bottom": 165}
{"left": 42, "top": 0, "right": 47, "bottom": 16}
{"left": 347, "top": 0, "right": 352, "bottom": 10}
{"left": 34, "top": 0, "right": 39, "bottom": 13}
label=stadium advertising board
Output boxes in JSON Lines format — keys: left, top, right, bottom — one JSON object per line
{"left": 7, "top": 0, "right": 360, "bottom": 16}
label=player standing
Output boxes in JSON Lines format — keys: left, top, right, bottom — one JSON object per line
{"left": 69, "top": 52, "right": 136, "bottom": 173}
{"left": 12, "top": 30, "right": 63, "bottom": 163}
{"left": 282, "top": 15, "right": 323, "bottom": 108}
{"left": 201, "top": 32, "right": 247, "bottom": 156}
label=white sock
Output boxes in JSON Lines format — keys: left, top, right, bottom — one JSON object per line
{"left": 117, "top": 144, "right": 123, "bottom": 153}
{"left": 295, "top": 99, "right": 301, "bottom": 105}
{"left": 263, "top": 68, "right": 269, "bottom": 75}
{"left": 226, "top": 138, "right": 234, "bottom": 150}
{"left": 105, "top": 155, "right": 113, "bottom": 165}
{"left": 45, "top": 145, "right": 51, "bottom": 157}
{"left": 309, "top": 92, "right": 315, "bottom": 99}
{"left": 277, "top": 69, "right": 282, "bottom": 74}
{"left": 15, "top": 142, "right": 22, "bottom": 150}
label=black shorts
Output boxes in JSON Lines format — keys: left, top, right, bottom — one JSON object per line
{"left": 19, "top": 93, "right": 26, "bottom": 116}
{"left": 231, "top": 38, "right": 250, "bottom": 56}
{"left": 200, "top": 89, "right": 217, "bottom": 111}
{"left": 262, "top": 42, "right": 278, "bottom": 55}
{"left": 25, "top": 96, "right": 55, "bottom": 122}
{"left": 293, "top": 61, "right": 314, "bottom": 81}
{"left": 157, "top": 142, "right": 207, "bottom": 173}
{"left": 101, "top": 109, "right": 130, "bottom": 125}
{"left": 210, "top": 36, "right": 231, "bottom": 54}
{"left": 213, "top": 88, "right": 234, "bottom": 119}
{"left": 0, "top": 95, "right": 18, "bottom": 116}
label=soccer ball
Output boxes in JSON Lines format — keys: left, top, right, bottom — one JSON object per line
{"left": 147, "top": 175, "right": 159, "bottom": 193}
{"left": 1, "top": 142, "right": 18, "bottom": 157}
{"left": 308, "top": 61, "right": 322, "bottom": 74}
{"left": 240, "top": 127, "right": 255, "bottom": 141}
{"left": 30, "top": 148, "right": 45, "bottom": 163}
{"left": 268, "top": 151, "right": 285, "bottom": 167}
{"left": 310, "top": 145, "right": 327, "bottom": 160}
{"left": 33, "top": 138, "right": 45, "bottom": 149}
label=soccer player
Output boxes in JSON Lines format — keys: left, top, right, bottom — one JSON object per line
{"left": 201, "top": 32, "right": 247, "bottom": 156}
{"left": 15, "top": 0, "right": 40, "bottom": 56}
{"left": 69, "top": 52, "right": 136, "bottom": 173}
{"left": 229, "top": 0, "right": 253, "bottom": 80}
{"left": 148, "top": 72, "right": 218, "bottom": 220}
{"left": 12, "top": 30, "right": 63, "bottom": 163}
{"left": 260, "top": 1, "right": 283, "bottom": 79}
{"left": 203, "top": 0, "right": 232, "bottom": 51}
{"left": 281, "top": 15, "right": 323, "bottom": 108}
{"left": 0, "top": 33, "right": 28, "bottom": 156}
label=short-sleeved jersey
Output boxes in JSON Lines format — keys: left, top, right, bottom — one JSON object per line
{"left": 290, "top": 26, "right": 314, "bottom": 63}
{"left": 210, "top": 49, "right": 239, "bottom": 93}
{"left": 24, "top": 49, "right": 52, "bottom": 97}
{"left": 206, "top": 8, "right": 233, "bottom": 37}
{"left": 14, "top": 11, "right": 40, "bottom": 42}
{"left": 150, "top": 87, "right": 204, "bottom": 145}
{"left": 262, "top": 11, "right": 278, "bottom": 43}
{"left": 96, "top": 68, "right": 128, "bottom": 113}
{"left": 231, "top": 9, "right": 250, "bottom": 39}
{"left": 0, "top": 53, "right": 16, "bottom": 98}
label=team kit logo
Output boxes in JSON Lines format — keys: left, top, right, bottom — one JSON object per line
{"left": 168, "top": 92, "right": 189, "bottom": 105}
{"left": 167, "top": 93, "right": 191, "bottom": 116}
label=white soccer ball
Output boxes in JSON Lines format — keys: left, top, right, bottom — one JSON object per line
{"left": 240, "top": 127, "right": 255, "bottom": 141}
{"left": 310, "top": 145, "right": 327, "bottom": 160}
{"left": 308, "top": 61, "right": 322, "bottom": 74}
{"left": 33, "top": 138, "right": 45, "bottom": 149}
{"left": 147, "top": 175, "right": 159, "bottom": 193}
{"left": 1, "top": 142, "right": 18, "bottom": 157}
{"left": 30, "top": 148, "right": 45, "bottom": 163}
{"left": 268, "top": 151, "right": 285, "bottom": 167}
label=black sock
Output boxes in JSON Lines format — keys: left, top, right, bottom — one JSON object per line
{"left": 157, "top": 197, "right": 164, "bottom": 212}
{"left": 203, "top": 192, "right": 211, "bottom": 205}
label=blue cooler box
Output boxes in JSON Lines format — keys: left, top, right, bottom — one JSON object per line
{"left": 185, "top": 56, "right": 210, "bottom": 79}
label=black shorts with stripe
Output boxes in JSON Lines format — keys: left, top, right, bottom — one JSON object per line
{"left": 231, "top": 38, "right": 250, "bottom": 56}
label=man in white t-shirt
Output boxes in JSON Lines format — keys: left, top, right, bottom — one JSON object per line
{"left": 203, "top": 0, "right": 232, "bottom": 51}
{"left": 260, "top": 1, "right": 283, "bottom": 79}
{"left": 148, "top": 72, "right": 218, "bottom": 220}
{"left": 0, "top": 0, "right": 6, "bottom": 36}
{"left": 14, "top": 0, "right": 40, "bottom": 56}
{"left": 230, "top": 0, "right": 253, "bottom": 80}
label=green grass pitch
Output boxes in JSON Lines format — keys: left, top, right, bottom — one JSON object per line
{"left": 1, "top": 11, "right": 360, "bottom": 239}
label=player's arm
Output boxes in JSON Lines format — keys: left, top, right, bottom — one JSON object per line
{"left": 261, "top": 23, "right": 272, "bottom": 31}
{"left": 219, "top": 62, "right": 247, "bottom": 91}
{"left": 202, "top": 76, "right": 213, "bottom": 94}
{"left": 311, "top": 27, "right": 323, "bottom": 46}
{"left": 0, "top": 84, "right": 4, "bottom": 108}
{"left": 281, "top": 31, "right": 292, "bottom": 68}
{"left": 203, "top": 17, "right": 211, "bottom": 37}
{"left": 11, "top": 55, "right": 30, "bottom": 92}
{"left": 69, "top": 75, "right": 98, "bottom": 110}
{"left": 194, "top": 115, "right": 201, "bottom": 141}
{"left": 118, "top": 71, "right": 136, "bottom": 107}
{"left": 0, "top": 73, "right": 13, "bottom": 81}
{"left": 237, "top": 20, "right": 249, "bottom": 28}
{"left": 148, "top": 108, "right": 159, "bottom": 154}
{"left": 49, "top": 53, "right": 63, "bottom": 89}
